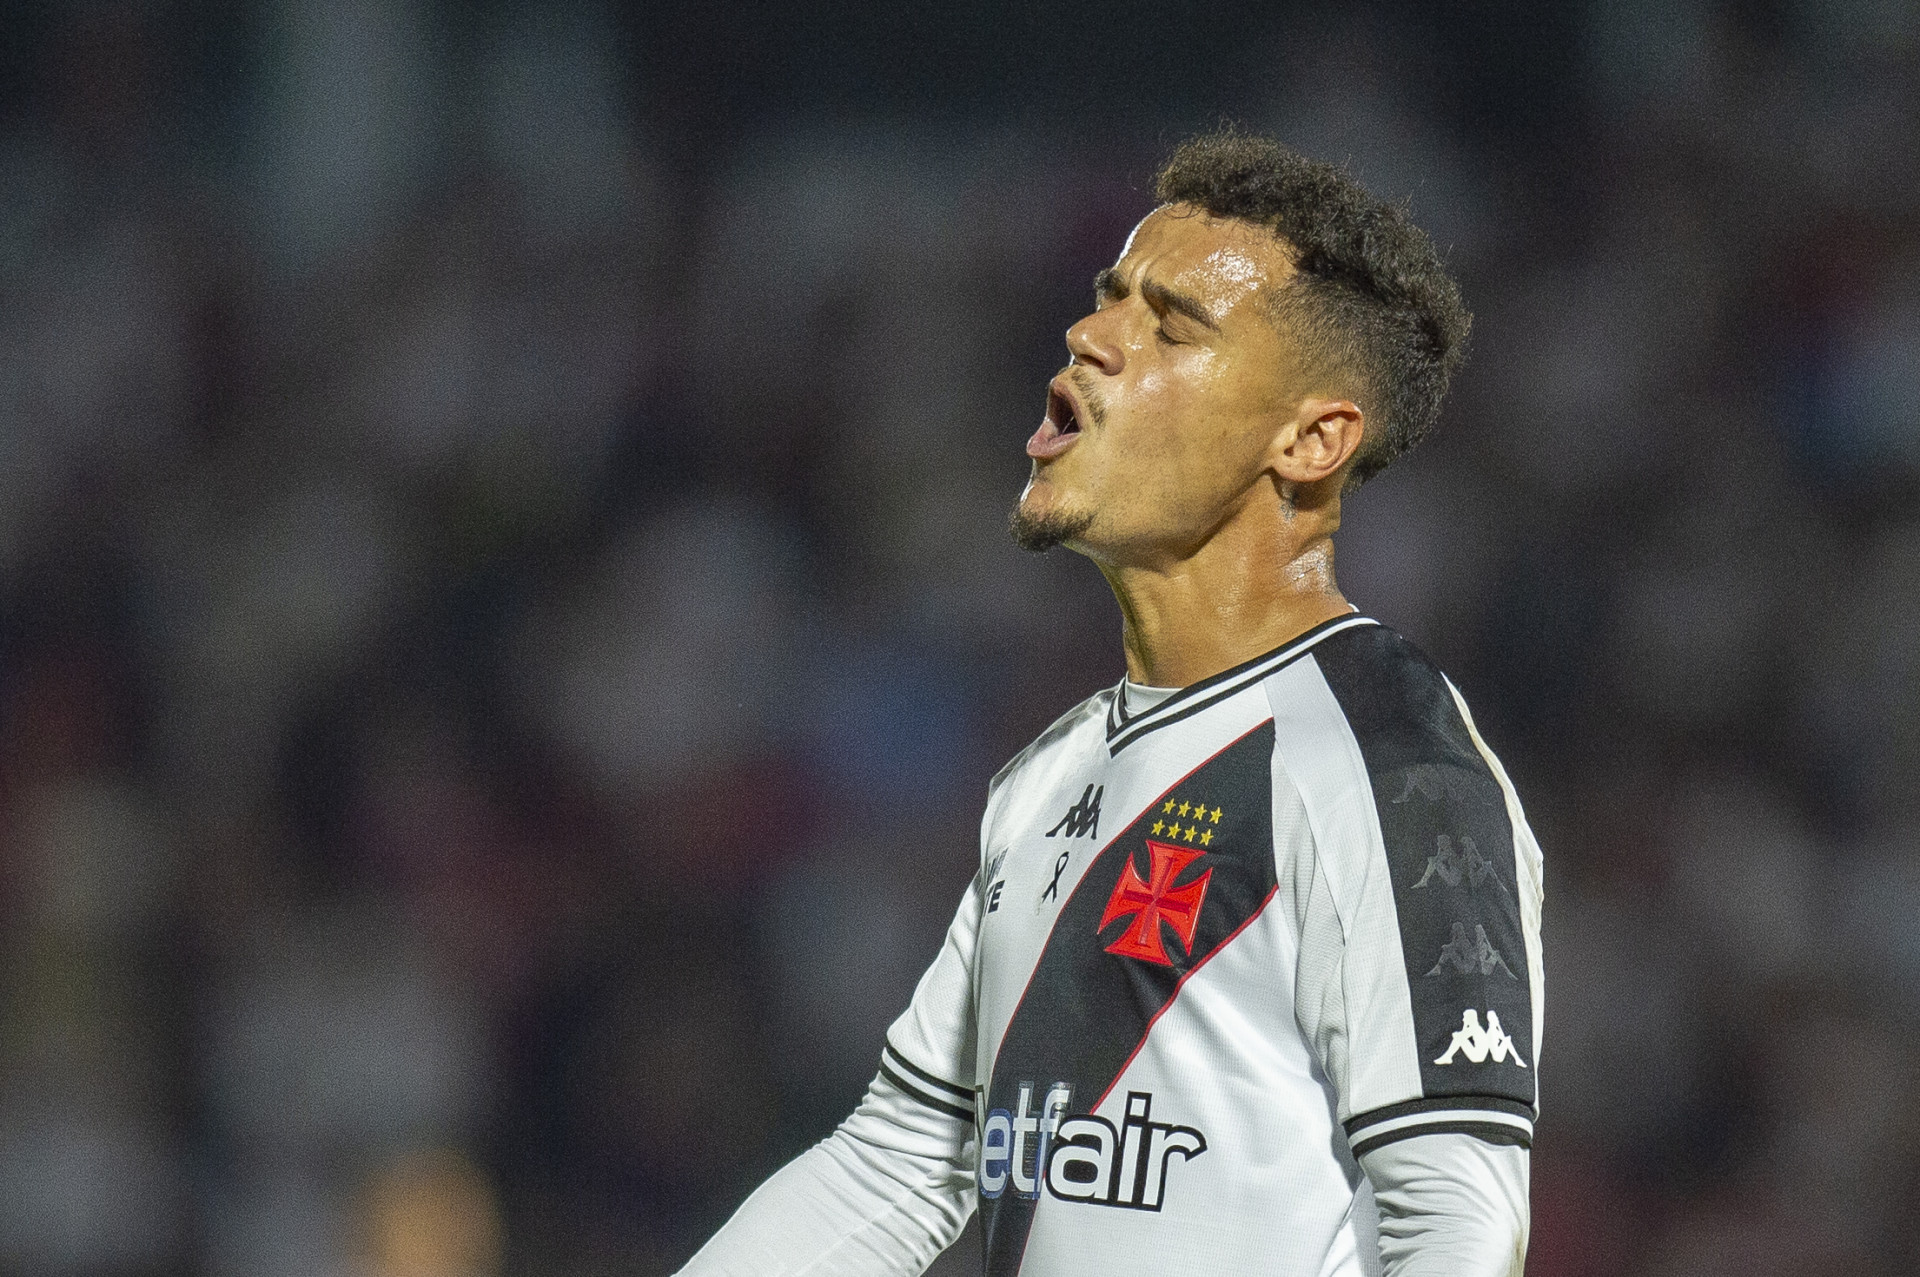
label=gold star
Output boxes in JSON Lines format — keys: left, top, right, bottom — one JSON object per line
{"left": 1151, "top": 820, "right": 1165, "bottom": 835}
{"left": 1209, "top": 807, "right": 1223, "bottom": 823}
{"left": 1162, "top": 800, "right": 1176, "bottom": 814}
{"left": 1178, "top": 801, "right": 1191, "bottom": 817}
{"left": 1199, "top": 829, "right": 1213, "bottom": 846}
{"left": 1187, "top": 825, "right": 1200, "bottom": 840}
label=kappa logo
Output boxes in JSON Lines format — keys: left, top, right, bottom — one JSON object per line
{"left": 1434, "top": 1009, "right": 1528, "bottom": 1068}
{"left": 980, "top": 1086, "right": 1206, "bottom": 1211}
{"left": 1046, "top": 784, "right": 1104, "bottom": 839}
{"left": 1391, "top": 763, "right": 1486, "bottom": 806}
{"left": 1427, "top": 922, "right": 1517, "bottom": 978}
{"left": 1097, "top": 841, "right": 1211, "bottom": 966}
{"left": 1412, "top": 833, "right": 1508, "bottom": 893}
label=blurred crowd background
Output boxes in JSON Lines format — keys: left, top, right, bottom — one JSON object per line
{"left": 3, "top": 1, "right": 1919, "bottom": 1274}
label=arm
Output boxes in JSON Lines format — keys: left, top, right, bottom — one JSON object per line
{"left": 674, "top": 1064, "right": 975, "bottom": 1277}
{"left": 677, "top": 884, "right": 982, "bottom": 1277}
{"left": 1360, "top": 1134, "right": 1529, "bottom": 1277}
{"left": 1276, "top": 650, "right": 1545, "bottom": 1276}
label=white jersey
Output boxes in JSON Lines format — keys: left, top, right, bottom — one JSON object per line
{"left": 877, "top": 615, "right": 1545, "bottom": 1276}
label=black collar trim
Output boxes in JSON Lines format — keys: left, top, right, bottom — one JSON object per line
{"left": 1106, "top": 614, "right": 1378, "bottom": 755}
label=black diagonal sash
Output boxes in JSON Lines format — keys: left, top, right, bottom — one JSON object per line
{"left": 979, "top": 721, "right": 1277, "bottom": 1274}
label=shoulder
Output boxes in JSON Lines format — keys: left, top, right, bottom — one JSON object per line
{"left": 1303, "top": 622, "right": 1490, "bottom": 781}
{"left": 1302, "top": 625, "right": 1540, "bottom": 1129}
{"left": 984, "top": 684, "right": 1115, "bottom": 809}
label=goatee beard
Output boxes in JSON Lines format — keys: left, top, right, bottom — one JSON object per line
{"left": 1008, "top": 503, "right": 1095, "bottom": 553}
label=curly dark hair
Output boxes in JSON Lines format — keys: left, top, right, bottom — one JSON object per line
{"left": 1154, "top": 131, "right": 1471, "bottom": 488}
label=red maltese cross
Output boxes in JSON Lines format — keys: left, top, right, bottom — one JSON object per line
{"left": 1097, "top": 841, "right": 1212, "bottom": 965}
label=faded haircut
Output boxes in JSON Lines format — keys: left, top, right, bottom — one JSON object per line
{"left": 1154, "top": 130, "right": 1471, "bottom": 488}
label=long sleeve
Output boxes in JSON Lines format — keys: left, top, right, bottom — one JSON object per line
{"left": 1361, "top": 1134, "right": 1529, "bottom": 1277}
{"left": 677, "top": 879, "right": 983, "bottom": 1277}
{"left": 674, "top": 1067, "right": 977, "bottom": 1277}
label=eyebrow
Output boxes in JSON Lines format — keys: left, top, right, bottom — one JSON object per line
{"left": 1093, "top": 267, "right": 1221, "bottom": 333}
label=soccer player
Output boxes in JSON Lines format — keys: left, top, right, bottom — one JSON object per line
{"left": 678, "top": 132, "right": 1542, "bottom": 1276}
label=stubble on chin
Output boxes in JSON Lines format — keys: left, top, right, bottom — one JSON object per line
{"left": 1007, "top": 496, "right": 1095, "bottom": 553}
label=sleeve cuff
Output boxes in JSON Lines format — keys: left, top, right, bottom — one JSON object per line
{"left": 1345, "top": 1096, "right": 1534, "bottom": 1158}
{"left": 878, "top": 1042, "right": 975, "bottom": 1123}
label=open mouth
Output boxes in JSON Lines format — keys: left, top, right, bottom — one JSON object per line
{"left": 1050, "top": 387, "right": 1082, "bottom": 438}
{"left": 1026, "top": 382, "right": 1085, "bottom": 459}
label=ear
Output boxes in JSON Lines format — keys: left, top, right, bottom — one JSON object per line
{"left": 1268, "top": 397, "right": 1365, "bottom": 486}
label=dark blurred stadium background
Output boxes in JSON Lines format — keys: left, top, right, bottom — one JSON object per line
{"left": 2, "top": 1, "right": 1919, "bottom": 1274}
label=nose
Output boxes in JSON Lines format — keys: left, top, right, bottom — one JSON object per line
{"left": 1065, "top": 308, "right": 1124, "bottom": 375}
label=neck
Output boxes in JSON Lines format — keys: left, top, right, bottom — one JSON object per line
{"left": 1097, "top": 499, "right": 1352, "bottom": 688}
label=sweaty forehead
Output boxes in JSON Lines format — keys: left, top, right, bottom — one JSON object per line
{"left": 1115, "top": 205, "right": 1293, "bottom": 321}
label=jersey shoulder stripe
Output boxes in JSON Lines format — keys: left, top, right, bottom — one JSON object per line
{"left": 1107, "top": 613, "right": 1376, "bottom": 755}
{"left": 1307, "top": 625, "right": 1537, "bottom": 1149}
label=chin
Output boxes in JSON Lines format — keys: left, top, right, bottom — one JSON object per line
{"left": 1009, "top": 484, "right": 1097, "bottom": 554}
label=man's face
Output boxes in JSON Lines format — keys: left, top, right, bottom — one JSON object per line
{"left": 1012, "top": 204, "right": 1306, "bottom": 564}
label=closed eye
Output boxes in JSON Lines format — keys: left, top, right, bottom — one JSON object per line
{"left": 1091, "top": 268, "right": 1218, "bottom": 337}
{"left": 1141, "top": 279, "right": 1220, "bottom": 334}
